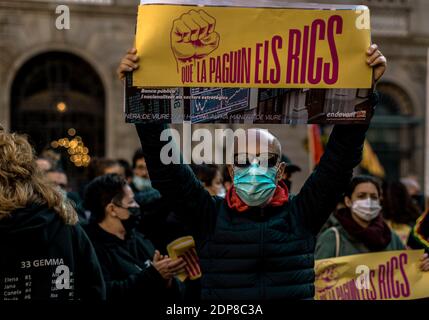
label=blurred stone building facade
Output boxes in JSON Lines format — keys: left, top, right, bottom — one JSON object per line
{"left": 0, "top": 0, "right": 427, "bottom": 192}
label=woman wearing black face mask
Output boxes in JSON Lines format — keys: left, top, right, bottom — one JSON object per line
{"left": 83, "top": 174, "right": 186, "bottom": 300}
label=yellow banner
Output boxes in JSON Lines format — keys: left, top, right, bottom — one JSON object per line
{"left": 134, "top": 4, "right": 372, "bottom": 89}
{"left": 315, "top": 250, "right": 429, "bottom": 300}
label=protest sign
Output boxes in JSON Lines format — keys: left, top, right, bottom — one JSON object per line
{"left": 125, "top": 1, "right": 374, "bottom": 124}
{"left": 167, "top": 236, "right": 202, "bottom": 282}
{"left": 134, "top": 3, "right": 371, "bottom": 88}
{"left": 315, "top": 250, "right": 429, "bottom": 300}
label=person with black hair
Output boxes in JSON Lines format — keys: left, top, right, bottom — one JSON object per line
{"left": 130, "top": 149, "right": 161, "bottom": 207}
{"left": 45, "top": 168, "right": 89, "bottom": 224}
{"left": 117, "top": 159, "right": 134, "bottom": 185}
{"left": 316, "top": 175, "right": 429, "bottom": 272}
{"left": 401, "top": 176, "right": 426, "bottom": 213}
{"left": 87, "top": 157, "right": 125, "bottom": 181}
{"left": 83, "top": 174, "right": 186, "bottom": 300}
{"left": 383, "top": 180, "right": 421, "bottom": 246}
{"left": 191, "top": 164, "right": 223, "bottom": 197}
{"left": 130, "top": 148, "right": 152, "bottom": 193}
{"left": 46, "top": 168, "right": 68, "bottom": 192}
{"left": 127, "top": 148, "right": 188, "bottom": 256}
{"left": 75, "top": 158, "right": 126, "bottom": 222}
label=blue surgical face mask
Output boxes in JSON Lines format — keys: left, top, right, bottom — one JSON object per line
{"left": 233, "top": 163, "right": 278, "bottom": 207}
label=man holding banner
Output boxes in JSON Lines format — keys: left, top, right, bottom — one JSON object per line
{"left": 118, "top": 42, "right": 386, "bottom": 300}
{"left": 123, "top": 2, "right": 385, "bottom": 125}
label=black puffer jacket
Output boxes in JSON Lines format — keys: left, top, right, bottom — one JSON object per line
{"left": 0, "top": 204, "right": 106, "bottom": 300}
{"left": 136, "top": 122, "right": 369, "bottom": 300}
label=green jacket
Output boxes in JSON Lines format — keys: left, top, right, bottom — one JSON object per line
{"left": 315, "top": 215, "right": 405, "bottom": 260}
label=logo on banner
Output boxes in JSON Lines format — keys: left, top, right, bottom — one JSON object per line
{"left": 171, "top": 9, "right": 220, "bottom": 70}
{"left": 315, "top": 260, "right": 340, "bottom": 293}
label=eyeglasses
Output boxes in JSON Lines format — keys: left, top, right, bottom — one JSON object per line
{"left": 233, "top": 153, "right": 280, "bottom": 168}
{"left": 111, "top": 194, "right": 138, "bottom": 209}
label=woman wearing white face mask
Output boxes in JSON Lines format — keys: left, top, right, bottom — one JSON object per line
{"left": 316, "top": 176, "right": 429, "bottom": 274}
{"left": 316, "top": 176, "right": 429, "bottom": 271}
{"left": 316, "top": 176, "right": 405, "bottom": 259}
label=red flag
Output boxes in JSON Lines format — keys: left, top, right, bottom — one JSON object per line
{"left": 308, "top": 124, "right": 324, "bottom": 170}
{"left": 181, "top": 248, "right": 201, "bottom": 279}
{"left": 167, "top": 236, "right": 202, "bottom": 281}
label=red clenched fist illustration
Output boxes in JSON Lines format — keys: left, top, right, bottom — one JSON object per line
{"left": 171, "top": 9, "right": 220, "bottom": 65}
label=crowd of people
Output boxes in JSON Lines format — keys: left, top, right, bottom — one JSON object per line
{"left": 1, "top": 43, "right": 429, "bottom": 302}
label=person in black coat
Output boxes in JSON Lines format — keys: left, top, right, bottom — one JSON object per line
{"left": 117, "top": 44, "right": 387, "bottom": 300}
{"left": 83, "top": 174, "right": 186, "bottom": 300}
{"left": 0, "top": 130, "right": 105, "bottom": 300}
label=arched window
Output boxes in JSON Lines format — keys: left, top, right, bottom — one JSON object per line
{"left": 367, "top": 82, "right": 422, "bottom": 180}
{"left": 10, "top": 51, "right": 105, "bottom": 188}
{"left": 11, "top": 51, "right": 105, "bottom": 155}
